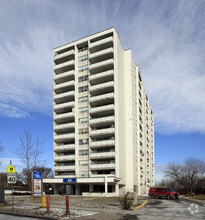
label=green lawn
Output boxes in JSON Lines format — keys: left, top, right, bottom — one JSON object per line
{"left": 193, "top": 194, "right": 205, "bottom": 200}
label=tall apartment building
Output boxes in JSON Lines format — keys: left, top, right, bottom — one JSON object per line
{"left": 53, "top": 28, "right": 154, "bottom": 196}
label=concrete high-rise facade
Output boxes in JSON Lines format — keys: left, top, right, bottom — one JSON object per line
{"left": 52, "top": 28, "right": 154, "bottom": 196}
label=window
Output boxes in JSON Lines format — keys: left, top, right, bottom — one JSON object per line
{"left": 64, "top": 162, "right": 75, "bottom": 166}
{"left": 78, "top": 75, "right": 88, "bottom": 82}
{"left": 78, "top": 96, "right": 88, "bottom": 103}
{"left": 78, "top": 117, "right": 88, "bottom": 124}
{"left": 79, "top": 160, "right": 88, "bottom": 166}
{"left": 78, "top": 54, "right": 88, "bottom": 62}
{"left": 79, "top": 138, "right": 89, "bottom": 145}
{"left": 78, "top": 65, "right": 88, "bottom": 72}
{"left": 78, "top": 46, "right": 88, "bottom": 52}
{"left": 79, "top": 149, "right": 89, "bottom": 156}
{"left": 79, "top": 171, "right": 88, "bottom": 177}
{"left": 79, "top": 128, "right": 88, "bottom": 135}
{"left": 79, "top": 86, "right": 88, "bottom": 93}
{"left": 79, "top": 106, "right": 88, "bottom": 113}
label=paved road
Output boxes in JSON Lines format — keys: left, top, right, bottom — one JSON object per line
{"left": 135, "top": 198, "right": 205, "bottom": 220}
{"left": 80, "top": 198, "right": 205, "bottom": 220}
{"left": 0, "top": 213, "right": 44, "bottom": 220}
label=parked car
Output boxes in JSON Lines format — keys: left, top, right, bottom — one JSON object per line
{"left": 44, "top": 189, "right": 54, "bottom": 194}
{"left": 149, "top": 186, "right": 179, "bottom": 199}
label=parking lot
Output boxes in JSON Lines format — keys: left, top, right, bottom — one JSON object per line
{"left": 135, "top": 198, "right": 205, "bottom": 220}
{"left": 1, "top": 195, "right": 205, "bottom": 220}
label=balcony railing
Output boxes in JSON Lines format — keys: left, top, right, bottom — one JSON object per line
{"left": 90, "top": 139, "right": 115, "bottom": 148}
{"left": 90, "top": 128, "right": 115, "bottom": 137}
{"left": 54, "top": 123, "right": 75, "bottom": 131}
{"left": 90, "top": 104, "right": 114, "bottom": 114}
{"left": 54, "top": 155, "right": 75, "bottom": 161}
{"left": 89, "top": 92, "right": 114, "bottom": 103}
{"left": 54, "top": 112, "right": 74, "bottom": 122}
{"left": 89, "top": 48, "right": 114, "bottom": 59}
{"left": 54, "top": 80, "right": 75, "bottom": 91}
{"left": 90, "top": 81, "right": 114, "bottom": 92}
{"left": 54, "top": 91, "right": 74, "bottom": 100}
{"left": 89, "top": 59, "right": 114, "bottom": 71}
{"left": 90, "top": 36, "right": 113, "bottom": 48}
{"left": 90, "top": 151, "right": 115, "bottom": 159}
{"left": 54, "top": 165, "right": 75, "bottom": 171}
{"left": 54, "top": 60, "right": 75, "bottom": 71}
{"left": 54, "top": 49, "right": 74, "bottom": 61}
{"left": 54, "top": 144, "right": 75, "bottom": 152}
{"left": 54, "top": 101, "right": 75, "bottom": 111}
{"left": 90, "top": 116, "right": 114, "bottom": 125}
{"left": 54, "top": 133, "right": 75, "bottom": 141}
{"left": 90, "top": 163, "right": 115, "bottom": 170}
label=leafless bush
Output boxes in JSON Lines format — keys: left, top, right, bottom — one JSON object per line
{"left": 119, "top": 191, "right": 134, "bottom": 210}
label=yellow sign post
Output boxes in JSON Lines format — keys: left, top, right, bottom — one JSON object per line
{"left": 7, "top": 165, "right": 16, "bottom": 174}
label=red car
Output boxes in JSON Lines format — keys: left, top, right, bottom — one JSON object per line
{"left": 149, "top": 187, "right": 179, "bottom": 199}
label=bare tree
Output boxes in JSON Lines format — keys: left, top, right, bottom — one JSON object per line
{"left": 15, "top": 130, "right": 34, "bottom": 189}
{"left": 165, "top": 157, "right": 205, "bottom": 196}
{"left": 33, "top": 138, "right": 44, "bottom": 169}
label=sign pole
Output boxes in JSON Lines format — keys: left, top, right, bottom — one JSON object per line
{"left": 31, "top": 172, "right": 34, "bottom": 199}
{"left": 11, "top": 183, "right": 14, "bottom": 209}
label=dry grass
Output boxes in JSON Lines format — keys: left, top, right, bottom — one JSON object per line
{"left": 192, "top": 194, "right": 205, "bottom": 200}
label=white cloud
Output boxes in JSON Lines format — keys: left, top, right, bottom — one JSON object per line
{"left": 0, "top": 0, "right": 204, "bottom": 134}
{"left": 155, "top": 163, "right": 168, "bottom": 181}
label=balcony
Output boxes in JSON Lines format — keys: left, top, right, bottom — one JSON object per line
{"left": 90, "top": 93, "right": 114, "bottom": 107}
{"left": 89, "top": 70, "right": 114, "bottom": 85}
{"left": 90, "top": 151, "right": 115, "bottom": 159}
{"left": 54, "top": 91, "right": 75, "bottom": 104}
{"left": 54, "top": 144, "right": 75, "bottom": 152}
{"left": 90, "top": 163, "right": 115, "bottom": 170}
{"left": 54, "top": 80, "right": 75, "bottom": 93}
{"left": 54, "top": 123, "right": 75, "bottom": 132}
{"left": 89, "top": 48, "right": 114, "bottom": 59}
{"left": 54, "top": 155, "right": 75, "bottom": 161}
{"left": 89, "top": 59, "right": 114, "bottom": 72}
{"left": 90, "top": 128, "right": 115, "bottom": 138}
{"left": 90, "top": 116, "right": 114, "bottom": 126}
{"left": 90, "top": 139, "right": 115, "bottom": 148}
{"left": 54, "top": 101, "right": 75, "bottom": 112}
{"left": 90, "top": 104, "right": 114, "bottom": 115}
{"left": 90, "top": 36, "right": 113, "bottom": 49}
{"left": 54, "top": 133, "right": 75, "bottom": 142}
{"left": 90, "top": 81, "right": 114, "bottom": 94}
{"left": 54, "top": 70, "right": 75, "bottom": 84}
{"left": 54, "top": 112, "right": 74, "bottom": 123}
{"left": 54, "top": 49, "right": 74, "bottom": 61}
{"left": 54, "top": 60, "right": 75, "bottom": 74}
{"left": 54, "top": 166, "right": 75, "bottom": 171}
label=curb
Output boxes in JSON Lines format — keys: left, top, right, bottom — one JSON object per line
{"left": 133, "top": 199, "right": 148, "bottom": 211}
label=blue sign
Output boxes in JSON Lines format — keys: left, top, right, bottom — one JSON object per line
{"left": 63, "top": 178, "right": 76, "bottom": 183}
{"left": 33, "top": 171, "right": 42, "bottom": 179}
{"left": 33, "top": 171, "right": 42, "bottom": 195}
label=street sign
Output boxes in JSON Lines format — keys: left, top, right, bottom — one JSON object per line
{"left": 7, "top": 165, "right": 16, "bottom": 173}
{"left": 7, "top": 174, "right": 16, "bottom": 184}
{"left": 63, "top": 178, "right": 76, "bottom": 183}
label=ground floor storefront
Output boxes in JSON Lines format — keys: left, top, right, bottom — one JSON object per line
{"left": 44, "top": 176, "right": 123, "bottom": 196}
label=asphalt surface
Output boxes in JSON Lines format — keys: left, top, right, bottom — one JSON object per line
{"left": 1, "top": 197, "right": 205, "bottom": 219}
{"left": 0, "top": 213, "right": 44, "bottom": 220}
{"left": 79, "top": 198, "right": 205, "bottom": 220}
{"left": 135, "top": 198, "right": 205, "bottom": 220}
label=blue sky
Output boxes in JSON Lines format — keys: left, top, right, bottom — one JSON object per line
{"left": 0, "top": 0, "right": 205, "bottom": 180}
